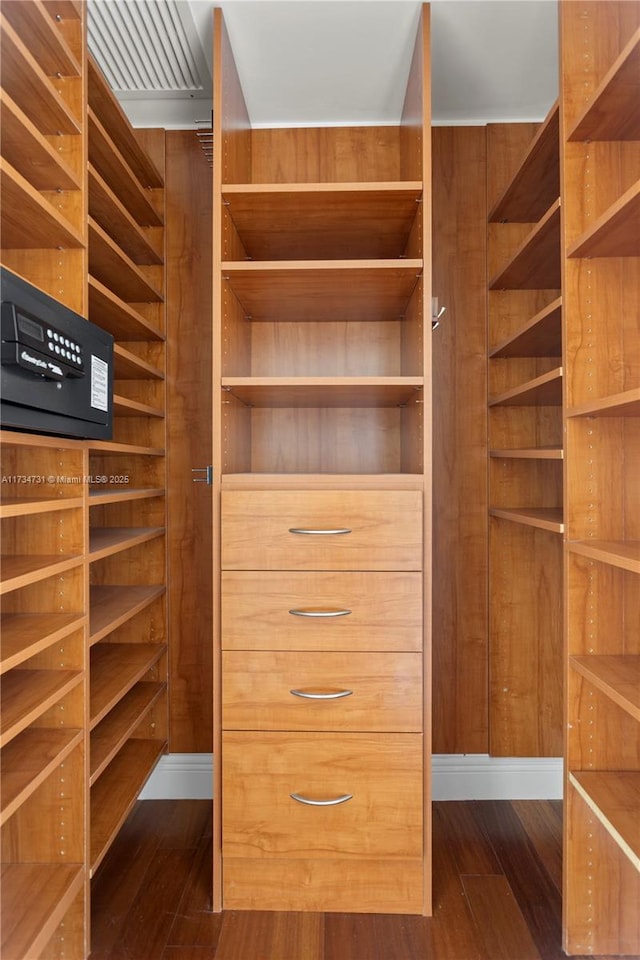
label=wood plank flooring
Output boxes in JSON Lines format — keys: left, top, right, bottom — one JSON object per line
{"left": 90, "top": 799, "right": 617, "bottom": 960}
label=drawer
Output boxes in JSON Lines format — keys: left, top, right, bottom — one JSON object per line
{"left": 222, "top": 731, "right": 423, "bottom": 860}
{"left": 222, "top": 651, "right": 422, "bottom": 731}
{"left": 221, "top": 489, "right": 422, "bottom": 570}
{"left": 221, "top": 570, "right": 422, "bottom": 651}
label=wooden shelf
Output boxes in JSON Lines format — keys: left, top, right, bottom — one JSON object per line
{"left": 2, "top": 0, "right": 81, "bottom": 78}
{"left": 567, "top": 388, "right": 640, "bottom": 419}
{"left": 570, "top": 771, "right": 640, "bottom": 870}
{"left": 90, "top": 642, "right": 165, "bottom": 728}
{"left": 0, "top": 15, "right": 81, "bottom": 134}
{"left": 489, "top": 101, "right": 560, "bottom": 222}
{"left": 114, "top": 344, "right": 164, "bottom": 381}
{"left": 1, "top": 157, "right": 84, "bottom": 249}
{"left": 113, "top": 395, "right": 164, "bottom": 418}
{"left": 568, "top": 178, "right": 640, "bottom": 259}
{"left": 222, "top": 261, "right": 423, "bottom": 322}
{"left": 568, "top": 28, "right": 640, "bottom": 142}
{"left": 0, "top": 496, "right": 83, "bottom": 519}
{"left": 571, "top": 655, "right": 640, "bottom": 722}
{"left": 0, "top": 90, "right": 81, "bottom": 191}
{"left": 568, "top": 540, "right": 640, "bottom": 574}
{"left": 89, "top": 584, "right": 165, "bottom": 645}
{"left": 0, "top": 863, "right": 84, "bottom": 960}
{"left": 489, "top": 506, "right": 564, "bottom": 533}
{"left": 489, "top": 200, "right": 561, "bottom": 290}
{"left": 88, "top": 439, "right": 164, "bottom": 457}
{"left": 0, "top": 612, "right": 83, "bottom": 674}
{"left": 489, "top": 298, "right": 562, "bottom": 358}
{"left": 0, "top": 669, "right": 82, "bottom": 746}
{"left": 88, "top": 57, "right": 163, "bottom": 189}
{"left": 0, "top": 554, "right": 83, "bottom": 595}
{"left": 490, "top": 447, "right": 563, "bottom": 460}
{"left": 222, "top": 377, "right": 425, "bottom": 408}
{"left": 90, "top": 681, "right": 165, "bottom": 784}
{"left": 489, "top": 367, "right": 563, "bottom": 407}
{"left": 89, "top": 217, "right": 164, "bottom": 303}
{"left": 89, "top": 164, "right": 163, "bottom": 265}
{"left": 0, "top": 727, "right": 83, "bottom": 825}
{"left": 90, "top": 737, "right": 166, "bottom": 875}
{"left": 222, "top": 182, "right": 422, "bottom": 259}
{"left": 88, "top": 108, "right": 163, "bottom": 227}
{"left": 89, "top": 527, "right": 164, "bottom": 562}
{"left": 88, "top": 277, "right": 165, "bottom": 341}
{"left": 89, "top": 486, "right": 164, "bottom": 506}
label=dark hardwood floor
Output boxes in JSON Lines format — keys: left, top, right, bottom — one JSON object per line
{"left": 90, "top": 799, "right": 616, "bottom": 960}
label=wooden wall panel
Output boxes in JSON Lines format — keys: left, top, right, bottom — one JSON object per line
{"left": 165, "top": 131, "right": 213, "bottom": 751}
{"left": 431, "top": 127, "right": 488, "bottom": 754}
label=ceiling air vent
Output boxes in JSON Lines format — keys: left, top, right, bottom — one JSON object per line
{"left": 87, "top": 0, "right": 208, "bottom": 96}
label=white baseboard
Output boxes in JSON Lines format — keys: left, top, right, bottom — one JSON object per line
{"left": 138, "top": 753, "right": 563, "bottom": 801}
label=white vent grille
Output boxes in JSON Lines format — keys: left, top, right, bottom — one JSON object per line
{"left": 88, "top": 0, "right": 205, "bottom": 93}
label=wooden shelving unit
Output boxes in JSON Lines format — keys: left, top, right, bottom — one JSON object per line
{"left": 213, "top": 6, "right": 431, "bottom": 914}
{"left": 560, "top": 3, "right": 640, "bottom": 954}
{"left": 86, "top": 54, "right": 168, "bottom": 899}
{"left": 0, "top": 2, "right": 88, "bottom": 955}
{"left": 486, "top": 100, "right": 563, "bottom": 758}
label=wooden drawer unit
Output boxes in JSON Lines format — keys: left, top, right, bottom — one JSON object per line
{"left": 221, "top": 489, "right": 423, "bottom": 571}
{"left": 221, "top": 570, "right": 422, "bottom": 651}
{"left": 222, "top": 731, "right": 423, "bottom": 860}
{"left": 222, "top": 651, "right": 422, "bottom": 731}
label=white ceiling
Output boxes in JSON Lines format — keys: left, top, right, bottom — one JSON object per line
{"left": 88, "top": 0, "right": 559, "bottom": 130}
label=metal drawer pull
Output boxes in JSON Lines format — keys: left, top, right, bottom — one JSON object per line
{"left": 290, "top": 792, "right": 353, "bottom": 807}
{"left": 290, "top": 688, "right": 353, "bottom": 700}
{"left": 288, "top": 527, "right": 351, "bottom": 536}
{"left": 289, "top": 607, "right": 351, "bottom": 618}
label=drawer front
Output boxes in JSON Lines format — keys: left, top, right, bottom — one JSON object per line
{"left": 221, "top": 490, "right": 422, "bottom": 570}
{"left": 222, "top": 732, "right": 423, "bottom": 860}
{"left": 223, "top": 857, "right": 424, "bottom": 914}
{"left": 221, "top": 570, "right": 423, "bottom": 651}
{"left": 222, "top": 651, "right": 422, "bottom": 731}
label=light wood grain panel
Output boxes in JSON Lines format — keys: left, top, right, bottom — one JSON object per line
{"left": 222, "top": 651, "right": 422, "bottom": 732}
{"left": 490, "top": 519, "right": 563, "bottom": 757}
{"left": 223, "top": 858, "right": 423, "bottom": 914}
{"left": 251, "top": 127, "right": 402, "bottom": 184}
{"left": 165, "top": 130, "right": 213, "bottom": 753}
{"left": 221, "top": 489, "right": 422, "bottom": 571}
{"left": 222, "top": 732, "right": 422, "bottom": 859}
{"left": 566, "top": 551, "right": 639, "bottom": 657}
{"left": 432, "top": 126, "right": 488, "bottom": 754}
{"left": 222, "top": 570, "right": 422, "bottom": 651}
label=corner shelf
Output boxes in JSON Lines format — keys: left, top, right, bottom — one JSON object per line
{"left": 567, "top": 179, "right": 640, "bottom": 259}
{"left": 571, "top": 655, "right": 640, "bottom": 722}
{"left": 489, "top": 367, "right": 563, "bottom": 406}
{"left": 89, "top": 584, "right": 166, "bottom": 646}
{"left": 489, "top": 506, "right": 564, "bottom": 533}
{"left": 0, "top": 863, "right": 84, "bottom": 960}
{"left": 489, "top": 101, "right": 560, "bottom": 222}
{"left": 569, "top": 771, "right": 640, "bottom": 869}
{"left": 89, "top": 737, "right": 166, "bottom": 876}
{"left": 489, "top": 200, "right": 561, "bottom": 289}
{"left": 0, "top": 726, "right": 83, "bottom": 825}
{"left": 568, "top": 27, "right": 640, "bottom": 141}
{"left": 489, "top": 297, "right": 562, "bottom": 358}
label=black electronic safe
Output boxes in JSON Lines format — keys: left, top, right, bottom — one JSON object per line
{"left": 1, "top": 267, "right": 114, "bottom": 440}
